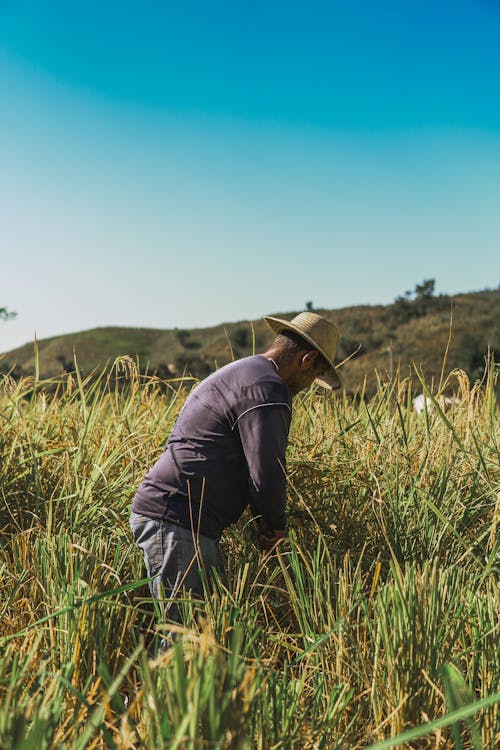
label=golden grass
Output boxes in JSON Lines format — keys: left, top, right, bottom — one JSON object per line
{"left": 0, "top": 357, "right": 498, "bottom": 748}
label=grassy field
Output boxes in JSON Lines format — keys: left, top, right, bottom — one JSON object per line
{"left": 0, "top": 357, "right": 499, "bottom": 748}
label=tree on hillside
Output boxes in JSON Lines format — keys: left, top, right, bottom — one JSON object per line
{"left": 414, "top": 278, "right": 435, "bottom": 300}
{"left": 233, "top": 326, "right": 250, "bottom": 349}
{"left": 0, "top": 307, "right": 17, "bottom": 322}
{"left": 389, "top": 279, "right": 438, "bottom": 324}
{"left": 174, "top": 328, "right": 202, "bottom": 350}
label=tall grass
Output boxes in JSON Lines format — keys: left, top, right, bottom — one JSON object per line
{"left": 0, "top": 357, "right": 498, "bottom": 748}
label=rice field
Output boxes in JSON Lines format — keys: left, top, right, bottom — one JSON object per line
{"left": 0, "top": 356, "right": 498, "bottom": 749}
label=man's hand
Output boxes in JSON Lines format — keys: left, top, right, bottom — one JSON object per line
{"left": 257, "top": 521, "right": 286, "bottom": 552}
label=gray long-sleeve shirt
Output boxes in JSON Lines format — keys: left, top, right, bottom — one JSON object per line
{"left": 131, "top": 355, "right": 292, "bottom": 539}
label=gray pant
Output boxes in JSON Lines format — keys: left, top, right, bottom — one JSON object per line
{"left": 130, "top": 512, "right": 222, "bottom": 625}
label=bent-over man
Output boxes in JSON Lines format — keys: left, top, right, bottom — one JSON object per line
{"left": 130, "top": 312, "right": 341, "bottom": 627}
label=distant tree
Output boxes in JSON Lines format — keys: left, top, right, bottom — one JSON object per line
{"left": 184, "top": 339, "right": 202, "bottom": 350}
{"left": 175, "top": 329, "right": 191, "bottom": 347}
{"left": 337, "top": 336, "right": 365, "bottom": 361}
{"left": 56, "top": 354, "right": 75, "bottom": 374}
{"left": 414, "top": 278, "right": 435, "bottom": 300}
{"left": 0, "top": 307, "right": 16, "bottom": 322}
{"left": 306, "top": 301, "right": 314, "bottom": 311}
{"left": 233, "top": 327, "right": 250, "bottom": 349}
{"left": 174, "top": 352, "right": 211, "bottom": 378}
{"left": 413, "top": 278, "right": 437, "bottom": 316}
{"left": 390, "top": 294, "right": 413, "bottom": 324}
{"left": 459, "top": 333, "right": 498, "bottom": 382}
{"left": 387, "top": 279, "right": 437, "bottom": 324}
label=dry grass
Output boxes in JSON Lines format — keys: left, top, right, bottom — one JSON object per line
{"left": 0, "top": 357, "right": 498, "bottom": 748}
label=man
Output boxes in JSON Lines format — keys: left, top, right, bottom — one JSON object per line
{"left": 130, "top": 311, "right": 341, "bottom": 624}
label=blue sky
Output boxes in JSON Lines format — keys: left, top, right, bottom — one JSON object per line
{"left": 1, "top": 0, "right": 499, "bottom": 352}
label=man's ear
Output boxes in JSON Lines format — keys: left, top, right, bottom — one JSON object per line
{"left": 301, "top": 350, "right": 318, "bottom": 369}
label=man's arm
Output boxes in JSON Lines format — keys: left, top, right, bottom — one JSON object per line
{"left": 236, "top": 403, "right": 291, "bottom": 535}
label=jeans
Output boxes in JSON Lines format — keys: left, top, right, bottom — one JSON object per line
{"left": 130, "top": 512, "right": 222, "bottom": 626}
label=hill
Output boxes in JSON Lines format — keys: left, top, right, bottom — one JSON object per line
{"left": 1, "top": 287, "right": 499, "bottom": 396}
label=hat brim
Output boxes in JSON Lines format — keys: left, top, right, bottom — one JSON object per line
{"left": 264, "top": 315, "right": 342, "bottom": 391}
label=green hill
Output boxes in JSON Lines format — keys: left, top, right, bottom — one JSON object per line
{"left": 1, "top": 287, "right": 499, "bottom": 396}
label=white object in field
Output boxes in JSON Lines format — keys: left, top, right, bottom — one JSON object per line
{"left": 413, "top": 393, "right": 458, "bottom": 415}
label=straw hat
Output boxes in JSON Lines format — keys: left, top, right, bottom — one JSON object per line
{"left": 264, "top": 311, "right": 342, "bottom": 390}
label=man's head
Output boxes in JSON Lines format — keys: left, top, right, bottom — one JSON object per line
{"left": 263, "top": 312, "right": 341, "bottom": 395}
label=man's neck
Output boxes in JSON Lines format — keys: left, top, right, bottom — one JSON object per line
{"left": 262, "top": 350, "right": 296, "bottom": 384}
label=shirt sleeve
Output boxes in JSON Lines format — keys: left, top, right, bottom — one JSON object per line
{"left": 236, "top": 403, "right": 291, "bottom": 531}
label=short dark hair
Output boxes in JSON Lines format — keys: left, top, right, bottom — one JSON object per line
{"left": 271, "top": 331, "right": 328, "bottom": 370}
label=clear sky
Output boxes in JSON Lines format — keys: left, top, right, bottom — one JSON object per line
{"left": 1, "top": 0, "right": 499, "bottom": 353}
